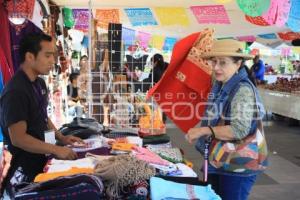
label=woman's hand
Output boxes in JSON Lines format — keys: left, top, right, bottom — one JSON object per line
{"left": 186, "top": 127, "right": 211, "bottom": 144}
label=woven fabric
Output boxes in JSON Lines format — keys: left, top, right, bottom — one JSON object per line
{"left": 149, "top": 147, "right": 183, "bottom": 163}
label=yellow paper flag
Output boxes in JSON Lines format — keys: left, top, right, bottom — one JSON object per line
{"left": 214, "top": 0, "right": 233, "bottom": 3}
{"left": 150, "top": 35, "right": 165, "bottom": 50}
{"left": 292, "top": 47, "right": 300, "bottom": 54}
{"left": 154, "top": 7, "right": 189, "bottom": 26}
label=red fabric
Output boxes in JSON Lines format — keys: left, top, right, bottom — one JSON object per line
{"left": 0, "top": 47, "right": 13, "bottom": 84}
{"left": 147, "top": 32, "right": 212, "bottom": 133}
{"left": 6, "top": 0, "right": 35, "bottom": 19}
{"left": 0, "top": 2, "right": 14, "bottom": 83}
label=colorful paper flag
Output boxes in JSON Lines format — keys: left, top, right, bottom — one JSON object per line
{"left": 73, "top": 9, "right": 89, "bottom": 32}
{"left": 154, "top": 7, "right": 189, "bottom": 26}
{"left": 281, "top": 47, "right": 291, "bottom": 56}
{"left": 125, "top": 8, "right": 157, "bottom": 26}
{"left": 137, "top": 31, "right": 151, "bottom": 48}
{"left": 122, "top": 27, "right": 136, "bottom": 46}
{"left": 245, "top": 15, "right": 270, "bottom": 26}
{"left": 150, "top": 35, "right": 165, "bottom": 50}
{"left": 286, "top": 0, "right": 300, "bottom": 32}
{"left": 278, "top": 32, "right": 300, "bottom": 41}
{"left": 237, "top": 35, "right": 256, "bottom": 42}
{"left": 213, "top": 0, "right": 232, "bottom": 3}
{"left": 163, "top": 37, "right": 177, "bottom": 51}
{"left": 258, "top": 33, "right": 277, "bottom": 39}
{"left": 95, "top": 9, "right": 120, "bottom": 29}
{"left": 190, "top": 5, "right": 230, "bottom": 24}
{"left": 262, "top": 0, "right": 290, "bottom": 26}
{"left": 237, "top": 0, "right": 271, "bottom": 17}
{"left": 63, "top": 7, "right": 75, "bottom": 28}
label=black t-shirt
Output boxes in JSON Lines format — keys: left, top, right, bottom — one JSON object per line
{"left": 67, "top": 84, "right": 78, "bottom": 101}
{"left": 0, "top": 70, "right": 48, "bottom": 182}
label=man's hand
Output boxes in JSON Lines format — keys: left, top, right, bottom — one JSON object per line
{"left": 53, "top": 146, "right": 77, "bottom": 160}
{"left": 59, "top": 135, "right": 85, "bottom": 146}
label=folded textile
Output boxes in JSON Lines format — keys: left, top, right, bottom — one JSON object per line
{"left": 132, "top": 146, "right": 170, "bottom": 166}
{"left": 15, "top": 174, "right": 103, "bottom": 195}
{"left": 34, "top": 168, "right": 94, "bottom": 182}
{"left": 112, "top": 143, "right": 136, "bottom": 152}
{"left": 150, "top": 177, "right": 221, "bottom": 200}
{"left": 46, "top": 158, "right": 96, "bottom": 173}
{"left": 77, "top": 147, "right": 111, "bottom": 159}
{"left": 94, "top": 154, "right": 155, "bottom": 199}
{"left": 175, "top": 163, "right": 197, "bottom": 178}
{"left": 142, "top": 134, "right": 170, "bottom": 145}
{"left": 148, "top": 147, "right": 183, "bottom": 163}
{"left": 15, "top": 182, "right": 102, "bottom": 200}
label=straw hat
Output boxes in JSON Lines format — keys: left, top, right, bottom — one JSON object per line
{"left": 201, "top": 39, "right": 254, "bottom": 60}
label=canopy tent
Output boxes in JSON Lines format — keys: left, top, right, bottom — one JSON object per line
{"left": 53, "top": 0, "right": 289, "bottom": 42}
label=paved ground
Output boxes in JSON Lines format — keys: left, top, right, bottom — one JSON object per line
{"left": 166, "top": 118, "right": 300, "bottom": 200}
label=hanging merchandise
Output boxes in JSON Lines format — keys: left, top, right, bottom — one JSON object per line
{"left": 154, "top": 7, "right": 189, "bottom": 26}
{"left": 30, "top": 0, "right": 43, "bottom": 29}
{"left": 0, "top": 2, "right": 14, "bottom": 80}
{"left": 63, "top": 7, "right": 74, "bottom": 28}
{"left": 95, "top": 9, "right": 120, "bottom": 30}
{"left": 6, "top": 0, "right": 35, "bottom": 19}
{"left": 125, "top": 8, "right": 158, "bottom": 26}
{"left": 286, "top": 0, "right": 300, "bottom": 32}
{"left": 73, "top": 9, "right": 89, "bottom": 32}
{"left": 237, "top": 0, "right": 271, "bottom": 17}
{"left": 9, "top": 19, "right": 43, "bottom": 72}
{"left": 245, "top": 15, "right": 270, "bottom": 26}
{"left": 190, "top": 5, "right": 230, "bottom": 24}
{"left": 262, "top": 0, "right": 290, "bottom": 26}
{"left": 108, "top": 23, "right": 122, "bottom": 72}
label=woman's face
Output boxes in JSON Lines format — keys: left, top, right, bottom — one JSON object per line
{"left": 207, "top": 57, "right": 241, "bottom": 83}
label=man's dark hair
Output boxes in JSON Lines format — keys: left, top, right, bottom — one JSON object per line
{"left": 69, "top": 73, "right": 79, "bottom": 83}
{"left": 19, "top": 33, "right": 52, "bottom": 64}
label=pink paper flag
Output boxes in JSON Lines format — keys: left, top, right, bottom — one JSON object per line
{"left": 137, "top": 31, "right": 151, "bottom": 48}
{"left": 262, "top": 0, "right": 290, "bottom": 26}
{"left": 237, "top": 35, "right": 256, "bottom": 42}
{"left": 190, "top": 5, "right": 230, "bottom": 24}
{"left": 281, "top": 47, "right": 291, "bottom": 56}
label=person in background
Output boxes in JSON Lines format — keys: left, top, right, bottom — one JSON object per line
{"left": 185, "top": 39, "right": 267, "bottom": 200}
{"left": 150, "top": 53, "right": 168, "bottom": 84}
{"left": 0, "top": 33, "right": 84, "bottom": 197}
{"left": 67, "top": 73, "right": 83, "bottom": 117}
{"left": 251, "top": 55, "right": 265, "bottom": 84}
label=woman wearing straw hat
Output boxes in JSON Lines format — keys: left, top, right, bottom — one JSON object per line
{"left": 186, "top": 39, "right": 268, "bottom": 200}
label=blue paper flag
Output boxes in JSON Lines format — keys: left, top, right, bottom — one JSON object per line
{"left": 125, "top": 8, "right": 158, "bottom": 26}
{"left": 163, "top": 37, "right": 177, "bottom": 51}
{"left": 258, "top": 33, "right": 277, "bottom": 39}
{"left": 122, "top": 27, "right": 136, "bottom": 45}
{"left": 286, "top": 0, "right": 300, "bottom": 32}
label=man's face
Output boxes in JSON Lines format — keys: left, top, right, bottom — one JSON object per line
{"left": 32, "top": 41, "right": 56, "bottom": 75}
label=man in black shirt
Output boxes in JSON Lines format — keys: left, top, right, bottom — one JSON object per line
{"left": 0, "top": 33, "right": 84, "bottom": 196}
